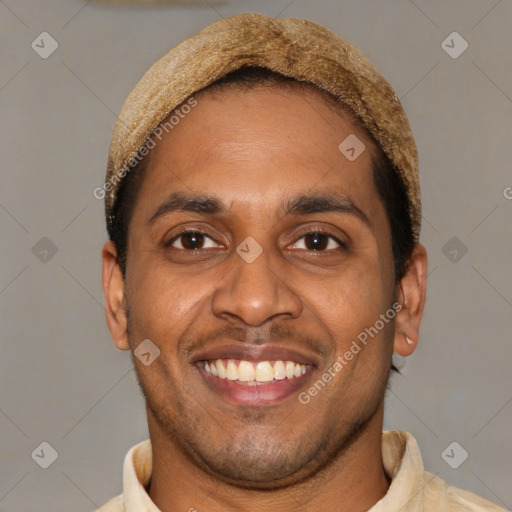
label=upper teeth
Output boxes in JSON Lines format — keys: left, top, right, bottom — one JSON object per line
{"left": 202, "top": 359, "right": 307, "bottom": 383}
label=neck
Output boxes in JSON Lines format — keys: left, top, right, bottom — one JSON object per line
{"left": 146, "top": 403, "right": 390, "bottom": 512}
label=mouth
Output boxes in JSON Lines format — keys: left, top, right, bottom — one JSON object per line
{"left": 193, "top": 345, "right": 318, "bottom": 405}
{"left": 199, "top": 358, "right": 309, "bottom": 385}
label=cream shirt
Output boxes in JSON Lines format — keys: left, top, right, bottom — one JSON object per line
{"left": 96, "top": 431, "right": 507, "bottom": 511}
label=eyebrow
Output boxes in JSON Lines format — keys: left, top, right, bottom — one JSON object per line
{"left": 148, "top": 191, "right": 370, "bottom": 227}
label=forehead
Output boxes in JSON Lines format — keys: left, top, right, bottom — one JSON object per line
{"left": 133, "top": 85, "right": 383, "bottom": 228}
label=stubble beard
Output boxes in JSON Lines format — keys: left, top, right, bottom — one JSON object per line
{"left": 126, "top": 304, "right": 389, "bottom": 489}
{"left": 138, "top": 371, "right": 384, "bottom": 490}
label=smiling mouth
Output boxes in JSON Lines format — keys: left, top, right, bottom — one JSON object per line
{"left": 199, "top": 359, "right": 309, "bottom": 385}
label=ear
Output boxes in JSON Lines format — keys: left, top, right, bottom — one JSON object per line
{"left": 102, "top": 241, "right": 130, "bottom": 350}
{"left": 393, "top": 243, "right": 428, "bottom": 357}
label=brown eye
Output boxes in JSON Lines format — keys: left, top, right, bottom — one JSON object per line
{"left": 304, "top": 233, "right": 329, "bottom": 251}
{"left": 167, "top": 231, "right": 218, "bottom": 250}
{"left": 291, "top": 231, "right": 343, "bottom": 251}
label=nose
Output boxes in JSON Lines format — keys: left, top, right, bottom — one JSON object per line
{"left": 211, "top": 244, "right": 303, "bottom": 327}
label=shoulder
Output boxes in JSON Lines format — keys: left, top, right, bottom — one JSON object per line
{"left": 93, "top": 493, "right": 124, "bottom": 512}
{"left": 423, "top": 471, "right": 508, "bottom": 512}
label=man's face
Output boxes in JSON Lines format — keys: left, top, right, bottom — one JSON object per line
{"left": 122, "top": 85, "right": 398, "bottom": 487}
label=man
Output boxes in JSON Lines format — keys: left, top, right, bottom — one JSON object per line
{"left": 98, "top": 13, "right": 506, "bottom": 512}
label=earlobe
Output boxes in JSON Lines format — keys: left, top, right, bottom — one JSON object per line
{"left": 101, "top": 241, "right": 130, "bottom": 351}
{"left": 393, "top": 243, "right": 428, "bottom": 357}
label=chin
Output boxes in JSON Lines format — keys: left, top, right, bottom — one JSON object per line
{"left": 195, "top": 443, "right": 321, "bottom": 490}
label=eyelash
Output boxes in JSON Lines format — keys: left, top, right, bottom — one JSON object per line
{"left": 165, "top": 228, "right": 346, "bottom": 252}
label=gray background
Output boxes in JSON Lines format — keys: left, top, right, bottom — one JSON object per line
{"left": 1, "top": 0, "right": 511, "bottom": 510}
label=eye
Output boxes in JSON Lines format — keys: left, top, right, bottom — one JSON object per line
{"left": 166, "top": 230, "right": 219, "bottom": 251}
{"left": 290, "top": 231, "right": 344, "bottom": 251}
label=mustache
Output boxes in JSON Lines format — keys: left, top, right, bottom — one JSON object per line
{"left": 181, "top": 323, "right": 332, "bottom": 359}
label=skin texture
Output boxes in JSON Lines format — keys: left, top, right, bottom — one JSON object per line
{"left": 102, "top": 85, "right": 427, "bottom": 512}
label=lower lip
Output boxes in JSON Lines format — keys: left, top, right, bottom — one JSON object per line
{"left": 198, "top": 366, "right": 313, "bottom": 405}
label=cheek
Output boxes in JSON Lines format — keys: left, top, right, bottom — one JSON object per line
{"left": 304, "top": 261, "right": 392, "bottom": 351}
{"left": 324, "top": 258, "right": 387, "bottom": 311}
{"left": 126, "top": 259, "right": 210, "bottom": 338}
